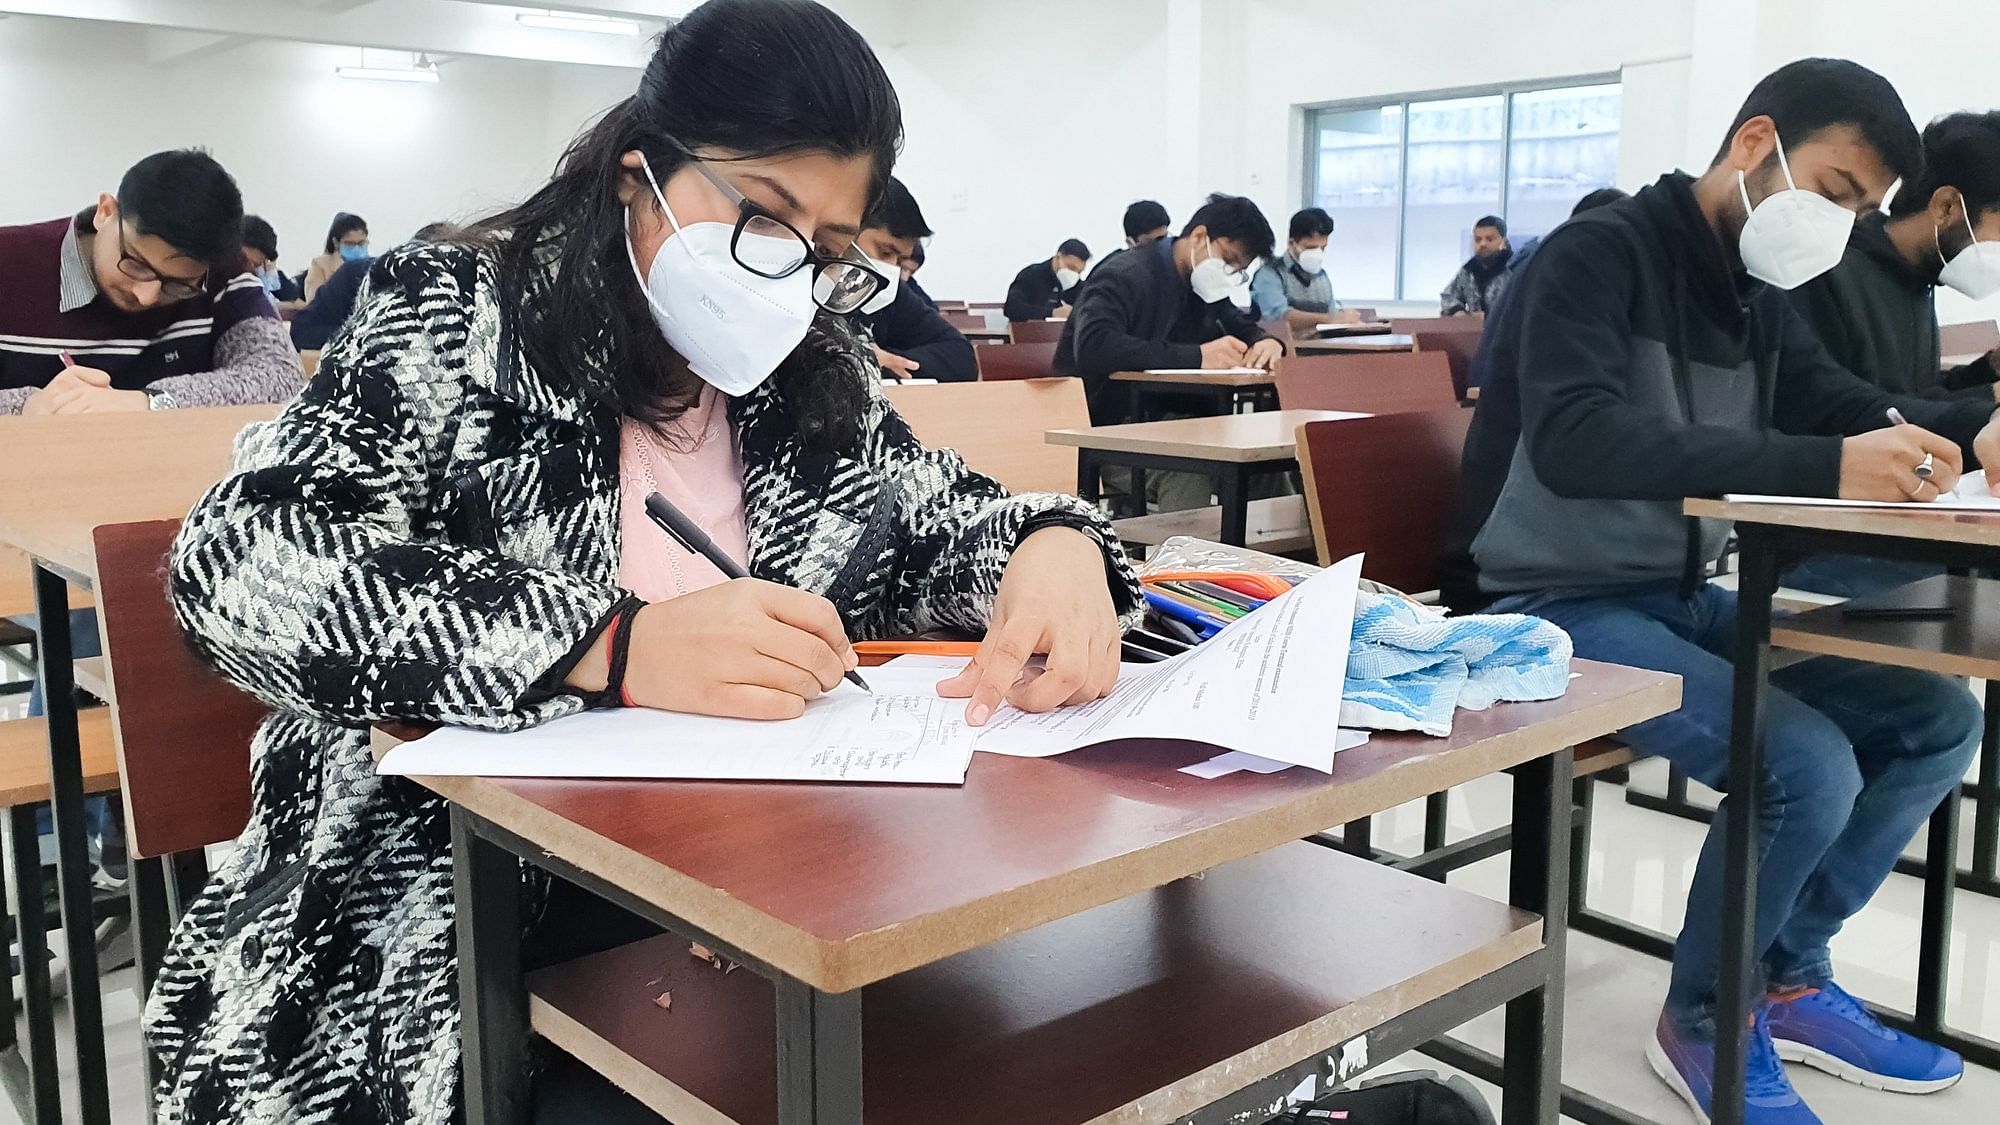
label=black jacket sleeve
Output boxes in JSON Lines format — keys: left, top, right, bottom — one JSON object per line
{"left": 1942, "top": 353, "right": 2000, "bottom": 393}
{"left": 869, "top": 285, "right": 977, "bottom": 382}
{"left": 1769, "top": 298, "right": 1997, "bottom": 463}
{"left": 290, "top": 258, "right": 371, "bottom": 351}
{"left": 1066, "top": 268, "right": 1201, "bottom": 377}
{"left": 1003, "top": 264, "right": 1053, "bottom": 322}
{"left": 1215, "top": 300, "right": 1279, "bottom": 351}
{"left": 1515, "top": 225, "right": 1848, "bottom": 500}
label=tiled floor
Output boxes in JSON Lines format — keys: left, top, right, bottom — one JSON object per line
{"left": 0, "top": 752, "right": 1994, "bottom": 1123}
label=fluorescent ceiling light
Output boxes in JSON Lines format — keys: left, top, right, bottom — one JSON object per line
{"left": 516, "top": 10, "right": 642, "bottom": 35}
{"left": 336, "top": 64, "right": 439, "bottom": 83}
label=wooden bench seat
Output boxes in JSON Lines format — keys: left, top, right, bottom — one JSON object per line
{"left": 0, "top": 709, "right": 121, "bottom": 808}
{"left": 1113, "top": 496, "right": 1314, "bottom": 557}
{"left": 527, "top": 840, "right": 1539, "bottom": 1125}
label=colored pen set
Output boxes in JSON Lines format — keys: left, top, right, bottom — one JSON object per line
{"left": 1137, "top": 570, "right": 1300, "bottom": 644}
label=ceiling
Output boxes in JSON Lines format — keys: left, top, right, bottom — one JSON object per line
{"left": 0, "top": 0, "right": 698, "bottom": 69}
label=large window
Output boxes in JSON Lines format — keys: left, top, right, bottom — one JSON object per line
{"left": 1306, "top": 79, "right": 1621, "bottom": 303}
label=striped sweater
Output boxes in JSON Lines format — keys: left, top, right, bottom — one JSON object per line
{"left": 0, "top": 216, "right": 304, "bottom": 413}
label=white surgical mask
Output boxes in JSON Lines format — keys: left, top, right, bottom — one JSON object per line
{"left": 1736, "top": 135, "right": 1856, "bottom": 290}
{"left": 624, "top": 153, "right": 817, "bottom": 396}
{"left": 1294, "top": 247, "right": 1326, "bottom": 273}
{"left": 1055, "top": 265, "right": 1083, "bottom": 290}
{"left": 859, "top": 250, "right": 899, "bottom": 314}
{"left": 1189, "top": 237, "right": 1242, "bottom": 303}
{"left": 1937, "top": 197, "right": 2000, "bottom": 301}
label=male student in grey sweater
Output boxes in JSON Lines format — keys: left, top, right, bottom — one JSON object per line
{"left": 1446, "top": 60, "right": 1995, "bottom": 1125}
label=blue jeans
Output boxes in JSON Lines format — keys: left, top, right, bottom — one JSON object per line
{"left": 10, "top": 611, "right": 112, "bottom": 859}
{"left": 1491, "top": 582, "right": 1980, "bottom": 1033}
{"left": 1783, "top": 555, "right": 1943, "bottom": 600}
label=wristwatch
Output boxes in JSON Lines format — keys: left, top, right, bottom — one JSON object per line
{"left": 142, "top": 386, "right": 176, "bottom": 411}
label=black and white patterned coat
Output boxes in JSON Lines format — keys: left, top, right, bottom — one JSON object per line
{"left": 145, "top": 241, "right": 1139, "bottom": 1123}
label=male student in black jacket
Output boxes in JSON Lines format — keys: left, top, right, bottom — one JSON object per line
{"left": 1445, "top": 60, "right": 1992, "bottom": 1125}
{"left": 1781, "top": 111, "right": 2000, "bottom": 596}
{"left": 1004, "top": 238, "right": 1091, "bottom": 322}
{"left": 1055, "top": 193, "right": 1282, "bottom": 424}
{"left": 854, "top": 179, "right": 975, "bottom": 382}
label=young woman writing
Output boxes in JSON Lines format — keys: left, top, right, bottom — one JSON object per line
{"left": 144, "top": 2, "right": 1138, "bottom": 1120}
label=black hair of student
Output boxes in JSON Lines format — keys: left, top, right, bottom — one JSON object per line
{"left": 322, "top": 212, "right": 368, "bottom": 255}
{"left": 1288, "top": 207, "right": 1334, "bottom": 241}
{"left": 469, "top": 0, "right": 901, "bottom": 446}
{"left": 1475, "top": 215, "right": 1506, "bottom": 237}
{"left": 1058, "top": 238, "right": 1091, "bottom": 261}
{"left": 412, "top": 221, "right": 460, "bottom": 243}
{"left": 1709, "top": 58, "right": 1921, "bottom": 185}
{"left": 1891, "top": 111, "right": 2000, "bottom": 219}
{"left": 1123, "top": 199, "right": 1170, "bottom": 239}
{"left": 1570, "top": 188, "right": 1628, "bottom": 217}
{"left": 865, "top": 177, "right": 932, "bottom": 240}
{"left": 116, "top": 149, "right": 244, "bottom": 273}
{"left": 241, "top": 214, "right": 279, "bottom": 261}
{"left": 1181, "top": 193, "right": 1276, "bottom": 260}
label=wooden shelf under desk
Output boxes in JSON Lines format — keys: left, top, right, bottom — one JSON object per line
{"left": 1114, "top": 496, "right": 1313, "bottom": 556}
{"left": 1768, "top": 574, "right": 2000, "bottom": 679}
{"left": 526, "top": 841, "right": 1540, "bottom": 1125}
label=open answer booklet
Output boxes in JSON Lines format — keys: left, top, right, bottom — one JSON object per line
{"left": 374, "top": 554, "right": 1365, "bottom": 786}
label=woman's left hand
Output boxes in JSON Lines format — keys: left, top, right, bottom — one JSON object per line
{"left": 939, "top": 527, "right": 1121, "bottom": 725}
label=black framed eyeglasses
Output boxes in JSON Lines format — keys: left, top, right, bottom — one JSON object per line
{"left": 113, "top": 220, "right": 207, "bottom": 301}
{"left": 674, "top": 155, "right": 887, "bottom": 315}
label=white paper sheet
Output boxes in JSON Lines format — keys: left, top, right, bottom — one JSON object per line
{"left": 972, "top": 555, "right": 1364, "bottom": 772}
{"left": 376, "top": 672, "right": 977, "bottom": 785}
{"left": 1178, "top": 732, "right": 1370, "bottom": 779}
{"left": 1726, "top": 469, "right": 2000, "bottom": 511}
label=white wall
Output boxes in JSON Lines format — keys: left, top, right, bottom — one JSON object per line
{"left": 0, "top": 16, "right": 635, "bottom": 277}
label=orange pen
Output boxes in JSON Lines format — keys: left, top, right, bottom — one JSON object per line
{"left": 851, "top": 640, "right": 982, "bottom": 657}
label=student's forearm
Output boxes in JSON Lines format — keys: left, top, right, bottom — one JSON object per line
{"left": 148, "top": 319, "right": 306, "bottom": 408}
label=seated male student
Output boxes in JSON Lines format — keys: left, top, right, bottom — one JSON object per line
{"left": 1444, "top": 59, "right": 1988, "bottom": 1125}
{"left": 1464, "top": 188, "right": 1628, "bottom": 392}
{"left": 1054, "top": 192, "right": 1284, "bottom": 425}
{"left": 1250, "top": 206, "right": 1358, "bottom": 336}
{"left": 1004, "top": 238, "right": 1091, "bottom": 321}
{"left": 1085, "top": 200, "right": 1173, "bottom": 283}
{"left": 900, "top": 242, "right": 936, "bottom": 308}
{"left": 855, "top": 178, "right": 976, "bottom": 382}
{"left": 240, "top": 214, "right": 305, "bottom": 306}
{"left": 1782, "top": 110, "right": 2000, "bottom": 598}
{"left": 0, "top": 149, "right": 303, "bottom": 414}
{"left": 1439, "top": 215, "right": 1511, "bottom": 316}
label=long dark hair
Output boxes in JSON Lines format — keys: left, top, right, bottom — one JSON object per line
{"left": 470, "top": 0, "right": 902, "bottom": 444}
{"left": 322, "top": 212, "right": 367, "bottom": 255}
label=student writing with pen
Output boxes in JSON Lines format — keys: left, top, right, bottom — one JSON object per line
{"left": 148, "top": 3, "right": 1139, "bottom": 1121}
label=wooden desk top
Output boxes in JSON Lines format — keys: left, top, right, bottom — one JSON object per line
{"left": 1111, "top": 369, "right": 1276, "bottom": 388}
{"left": 0, "top": 406, "right": 274, "bottom": 582}
{"left": 1297, "top": 335, "right": 1415, "bottom": 354}
{"left": 1770, "top": 574, "right": 2000, "bottom": 680}
{"left": 404, "top": 659, "right": 1678, "bottom": 992}
{"left": 1045, "top": 409, "right": 1365, "bottom": 463}
{"left": 1313, "top": 321, "right": 1394, "bottom": 337}
{"left": 1685, "top": 496, "right": 2000, "bottom": 550}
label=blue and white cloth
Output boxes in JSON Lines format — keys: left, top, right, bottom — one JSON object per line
{"left": 1340, "top": 592, "right": 1573, "bottom": 737}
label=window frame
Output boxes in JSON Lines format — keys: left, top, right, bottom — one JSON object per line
{"left": 1301, "top": 72, "right": 1621, "bottom": 302}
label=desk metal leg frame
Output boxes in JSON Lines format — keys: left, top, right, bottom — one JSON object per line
{"left": 452, "top": 809, "right": 867, "bottom": 1125}
{"left": 1714, "top": 529, "right": 1779, "bottom": 1125}
{"left": 31, "top": 565, "right": 111, "bottom": 1125}
{"left": 4, "top": 804, "right": 61, "bottom": 1122}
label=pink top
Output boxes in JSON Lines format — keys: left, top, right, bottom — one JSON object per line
{"left": 616, "top": 386, "right": 750, "bottom": 603}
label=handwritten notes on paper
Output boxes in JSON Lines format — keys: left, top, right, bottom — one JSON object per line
{"left": 376, "top": 677, "right": 978, "bottom": 785}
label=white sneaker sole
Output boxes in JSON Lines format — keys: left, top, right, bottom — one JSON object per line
{"left": 1647, "top": 1034, "right": 1712, "bottom": 1125}
{"left": 1772, "top": 1040, "right": 1962, "bottom": 1095}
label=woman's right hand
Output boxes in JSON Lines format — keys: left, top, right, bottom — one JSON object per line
{"left": 623, "top": 579, "right": 857, "bottom": 719}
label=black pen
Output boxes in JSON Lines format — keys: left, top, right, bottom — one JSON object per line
{"left": 643, "top": 491, "right": 872, "bottom": 694}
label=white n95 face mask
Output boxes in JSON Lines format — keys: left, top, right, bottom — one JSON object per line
{"left": 1189, "top": 237, "right": 1243, "bottom": 303}
{"left": 1938, "top": 198, "right": 2000, "bottom": 301}
{"left": 1294, "top": 247, "right": 1326, "bottom": 273}
{"left": 1736, "top": 136, "right": 1855, "bottom": 290}
{"left": 624, "top": 154, "right": 816, "bottom": 397}
{"left": 1055, "top": 266, "right": 1083, "bottom": 290}
{"left": 858, "top": 250, "right": 899, "bottom": 314}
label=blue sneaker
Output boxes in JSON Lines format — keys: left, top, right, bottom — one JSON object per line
{"left": 1766, "top": 981, "right": 1963, "bottom": 1094}
{"left": 1647, "top": 1009, "right": 1822, "bottom": 1125}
